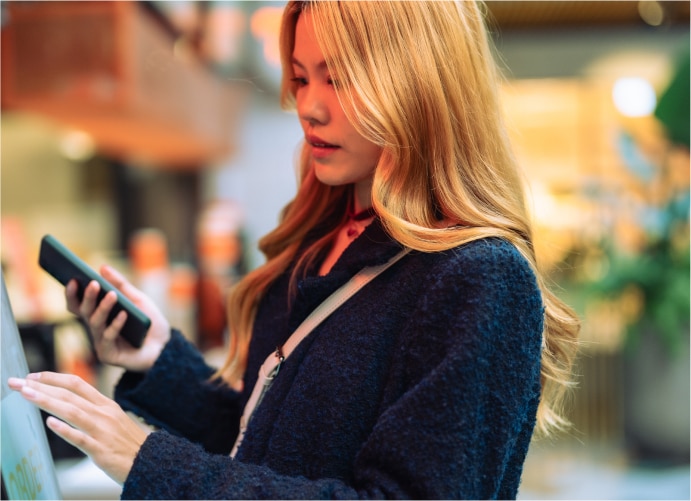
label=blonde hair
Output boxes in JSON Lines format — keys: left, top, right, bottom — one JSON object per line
{"left": 217, "top": 0, "right": 579, "bottom": 437}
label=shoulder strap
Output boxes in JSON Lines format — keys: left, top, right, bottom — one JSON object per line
{"left": 230, "top": 247, "right": 410, "bottom": 458}
{"left": 280, "top": 246, "right": 411, "bottom": 362}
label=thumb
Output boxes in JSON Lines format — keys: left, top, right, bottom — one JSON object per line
{"left": 99, "top": 265, "right": 145, "bottom": 303}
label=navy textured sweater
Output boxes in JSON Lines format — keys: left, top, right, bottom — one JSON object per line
{"left": 114, "top": 221, "right": 544, "bottom": 499}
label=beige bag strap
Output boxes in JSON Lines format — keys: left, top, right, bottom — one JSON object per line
{"left": 230, "top": 247, "right": 410, "bottom": 457}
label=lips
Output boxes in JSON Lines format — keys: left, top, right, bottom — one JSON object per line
{"left": 306, "top": 135, "right": 338, "bottom": 149}
{"left": 306, "top": 134, "right": 339, "bottom": 159}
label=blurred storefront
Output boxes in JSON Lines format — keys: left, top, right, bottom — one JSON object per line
{"left": 1, "top": 1, "right": 689, "bottom": 499}
{"left": 492, "top": 3, "right": 690, "bottom": 465}
{"left": 486, "top": 2, "right": 690, "bottom": 498}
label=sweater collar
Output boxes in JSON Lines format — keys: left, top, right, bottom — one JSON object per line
{"left": 332, "top": 217, "right": 404, "bottom": 275}
{"left": 288, "top": 218, "right": 404, "bottom": 331}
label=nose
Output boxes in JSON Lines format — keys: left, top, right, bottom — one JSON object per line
{"left": 297, "top": 85, "right": 329, "bottom": 126}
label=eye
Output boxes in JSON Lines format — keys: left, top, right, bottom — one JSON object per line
{"left": 290, "top": 76, "right": 308, "bottom": 88}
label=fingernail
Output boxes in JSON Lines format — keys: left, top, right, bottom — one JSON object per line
{"left": 46, "top": 416, "right": 61, "bottom": 430}
{"left": 7, "top": 377, "right": 25, "bottom": 388}
{"left": 26, "top": 373, "right": 41, "bottom": 380}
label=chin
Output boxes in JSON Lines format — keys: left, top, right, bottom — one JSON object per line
{"left": 314, "top": 167, "right": 351, "bottom": 187}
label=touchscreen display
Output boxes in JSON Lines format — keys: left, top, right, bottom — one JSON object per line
{"left": 1, "top": 272, "right": 63, "bottom": 500}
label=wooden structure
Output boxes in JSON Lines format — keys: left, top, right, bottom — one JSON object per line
{"left": 1, "top": 1, "right": 248, "bottom": 169}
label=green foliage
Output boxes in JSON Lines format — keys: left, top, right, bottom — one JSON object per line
{"left": 582, "top": 196, "right": 690, "bottom": 357}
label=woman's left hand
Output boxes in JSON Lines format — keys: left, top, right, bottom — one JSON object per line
{"left": 7, "top": 372, "right": 150, "bottom": 485}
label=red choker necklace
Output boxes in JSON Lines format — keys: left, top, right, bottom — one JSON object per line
{"left": 346, "top": 207, "right": 376, "bottom": 238}
{"left": 348, "top": 206, "right": 377, "bottom": 221}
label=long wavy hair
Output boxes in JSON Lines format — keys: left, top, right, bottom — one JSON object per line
{"left": 216, "top": 0, "right": 580, "bottom": 437}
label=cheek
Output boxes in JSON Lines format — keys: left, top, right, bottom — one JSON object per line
{"left": 360, "top": 143, "right": 383, "bottom": 170}
{"left": 349, "top": 148, "right": 380, "bottom": 184}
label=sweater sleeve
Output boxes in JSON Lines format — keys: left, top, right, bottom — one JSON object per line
{"left": 122, "top": 431, "right": 369, "bottom": 500}
{"left": 114, "top": 330, "right": 243, "bottom": 454}
{"left": 121, "top": 240, "right": 544, "bottom": 499}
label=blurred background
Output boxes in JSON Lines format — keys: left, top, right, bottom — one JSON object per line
{"left": 0, "top": 1, "right": 689, "bottom": 499}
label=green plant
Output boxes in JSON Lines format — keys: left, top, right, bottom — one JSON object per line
{"left": 592, "top": 202, "right": 690, "bottom": 355}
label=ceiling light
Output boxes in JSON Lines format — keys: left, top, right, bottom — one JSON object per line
{"left": 612, "top": 77, "right": 657, "bottom": 117}
{"left": 59, "top": 130, "right": 96, "bottom": 161}
{"left": 638, "top": 1, "right": 665, "bottom": 27}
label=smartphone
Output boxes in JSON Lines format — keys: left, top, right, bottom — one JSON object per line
{"left": 38, "top": 234, "right": 150, "bottom": 348}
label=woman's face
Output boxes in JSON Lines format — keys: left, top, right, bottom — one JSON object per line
{"left": 291, "top": 12, "right": 382, "bottom": 204}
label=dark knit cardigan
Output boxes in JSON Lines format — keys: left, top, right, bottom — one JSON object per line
{"left": 114, "top": 221, "right": 544, "bottom": 500}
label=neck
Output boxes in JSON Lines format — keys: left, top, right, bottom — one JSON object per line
{"left": 352, "top": 178, "right": 373, "bottom": 214}
{"left": 344, "top": 186, "right": 376, "bottom": 240}
{"left": 348, "top": 193, "right": 375, "bottom": 221}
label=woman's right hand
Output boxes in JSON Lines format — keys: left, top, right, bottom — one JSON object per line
{"left": 65, "top": 265, "right": 171, "bottom": 373}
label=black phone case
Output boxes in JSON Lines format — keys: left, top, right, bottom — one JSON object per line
{"left": 38, "top": 234, "right": 150, "bottom": 348}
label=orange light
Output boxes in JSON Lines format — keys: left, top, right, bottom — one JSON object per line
{"left": 250, "top": 7, "right": 284, "bottom": 68}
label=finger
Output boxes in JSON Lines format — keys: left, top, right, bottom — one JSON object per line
{"left": 7, "top": 377, "right": 26, "bottom": 391}
{"left": 47, "top": 404, "right": 142, "bottom": 487}
{"left": 15, "top": 379, "right": 93, "bottom": 435}
{"left": 90, "top": 290, "right": 119, "bottom": 332}
{"left": 26, "top": 372, "right": 109, "bottom": 406}
{"left": 100, "top": 265, "right": 144, "bottom": 302}
{"left": 65, "top": 279, "right": 81, "bottom": 313}
{"left": 102, "top": 310, "right": 128, "bottom": 343}
{"left": 10, "top": 375, "right": 141, "bottom": 486}
{"left": 46, "top": 415, "right": 95, "bottom": 457}
{"left": 94, "top": 311, "right": 129, "bottom": 363}
{"left": 79, "top": 280, "right": 102, "bottom": 317}
{"left": 16, "top": 375, "right": 114, "bottom": 446}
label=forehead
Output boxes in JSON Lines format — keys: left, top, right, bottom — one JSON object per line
{"left": 292, "top": 10, "right": 344, "bottom": 73}
{"left": 293, "top": 12, "right": 320, "bottom": 59}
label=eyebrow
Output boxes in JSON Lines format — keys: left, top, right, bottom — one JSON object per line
{"left": 291, "top": 57, "right": 330, "bottom": 72}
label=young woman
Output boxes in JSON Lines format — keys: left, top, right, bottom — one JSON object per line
{"left": 9, "top": 1, "right": 579, "bottom": 498}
